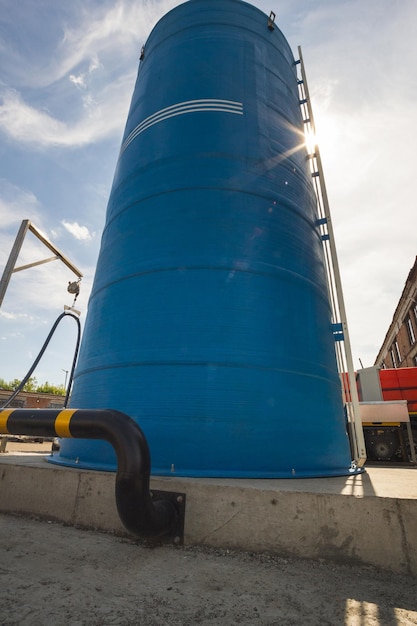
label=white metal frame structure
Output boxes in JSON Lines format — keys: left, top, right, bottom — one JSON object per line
{"left": 0, "top": 219, "right": 83, "bottom": 309}
{"left": 296, "top": 47, "right": 366, "bottom": 467}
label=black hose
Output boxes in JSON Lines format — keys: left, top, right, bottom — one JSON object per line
{"left": 3, "top": 312, "right": 81, "bottom": 408}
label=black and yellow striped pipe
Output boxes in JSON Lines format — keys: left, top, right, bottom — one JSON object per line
{"left": 0, "top": 408, "right": 184, "bottom": 541}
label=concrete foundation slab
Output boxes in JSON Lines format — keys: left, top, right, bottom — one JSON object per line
{"left": 0, "top": 450, "right": 416, "bottom": 577}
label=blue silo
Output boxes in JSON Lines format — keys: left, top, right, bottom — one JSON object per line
{"left": 52, "top": 0, "right": 355, "bottom": 477}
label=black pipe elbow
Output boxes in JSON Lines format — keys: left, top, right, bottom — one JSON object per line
{"left": 68, "top": 410, "right": 180, "bottom": 539}
{"left": 0, "top": 408, "right": 185, "bottom": 542}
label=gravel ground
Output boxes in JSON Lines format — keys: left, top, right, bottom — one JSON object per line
{"left": 0, "top": 513, "right": 416, "bottom": 625}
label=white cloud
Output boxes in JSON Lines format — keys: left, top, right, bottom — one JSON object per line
{"left": 60, "top": 0, "right": 178, "bottom": 67}
{"left": 69, "top": 54, "right": 102, "bottom": 92}
{"left": 88, "top": 55, "right": 102, "bottom": 73}
{"left": 0, "top": 82, "right": 132, "bottom": 147}
{"left": 0, "top": 179, "right": 43, "bottom": 227}
{"left": 17, "top": 0, "right": 179, "bottom": 89}
{"left": 0, "top": 1, "right": 178, "bottom": 90}
{"left": 69, "top": 74, "right": 87, "bottom": 89}
{"left": 0, "top": 1, "right": 181, "bottom": 149}
{"left": 0, "top": 311, "right": 32, "bottom": 321}
{"left": 0, "top": 88, "right": 68, "bottom": 147}
{"left": 62, "top": 220, "right": 93, "bottom": 241}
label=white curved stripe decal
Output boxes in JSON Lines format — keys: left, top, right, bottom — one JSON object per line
{"left": 120, "top": 99, "right": 243, "bottom": 155}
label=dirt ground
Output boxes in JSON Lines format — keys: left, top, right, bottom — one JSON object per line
{"left": 0, "top": 513, "right": 416, "bottom": 626}
{"left": 2, "top": 440, "right": 53, "bottom": 454}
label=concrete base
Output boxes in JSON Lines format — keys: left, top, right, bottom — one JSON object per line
{"left": 1, "top": 452, "right": 416, "bottom": 576}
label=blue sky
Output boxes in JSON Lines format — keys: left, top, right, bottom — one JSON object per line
{"left": 0, "top": 0, "right": 416, "bottom": 387}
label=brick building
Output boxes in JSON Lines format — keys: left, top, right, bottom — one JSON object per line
{"left": 374, "top": 256, "right": 417, "bottom": 368}
{"left": 0, "top": 389, "right": 65, "bottom": 409}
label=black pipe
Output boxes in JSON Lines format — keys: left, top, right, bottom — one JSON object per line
{"left": 0, "top": 408, "right": 183, "bottom": 540}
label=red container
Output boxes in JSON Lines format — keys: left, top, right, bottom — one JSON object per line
{"left": 379, "top": 368, "right": 417, "bottom": 412}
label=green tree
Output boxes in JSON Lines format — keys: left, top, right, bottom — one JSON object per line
{"left": 0, "top": 377, "right": 65, "bottom": 395}
{"left": 8, "top": 377, "right": 38, "bottom": 392}
{"left": 36, "top": 382, "right": 66, "bottom": 395}
{"left": 23, "top": 377, "right": 38, "bottom": 392}
{"left": 10, "top": 378, "right": 23, "bottom": 390}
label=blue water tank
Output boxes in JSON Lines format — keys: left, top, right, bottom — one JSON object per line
{"left": 52, "top": 0, "right": 356, "bottom": 477}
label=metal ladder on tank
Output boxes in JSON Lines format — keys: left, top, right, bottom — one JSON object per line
{"left": 296, "top": 46, "right": 366, "bottom": 469}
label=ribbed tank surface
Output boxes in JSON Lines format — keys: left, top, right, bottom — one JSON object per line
{"left": 52, "top": 0, "right": 355, "bottom": 477}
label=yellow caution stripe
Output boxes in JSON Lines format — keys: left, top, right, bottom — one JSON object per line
{"left": 54, "top": 409, "right": 77, "bottom": 438}
{"left": 363, "top": 422, "right": 400, "bottom": 427}
{"left": 0, "top": 409, "right": 15, "bottom": 434}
